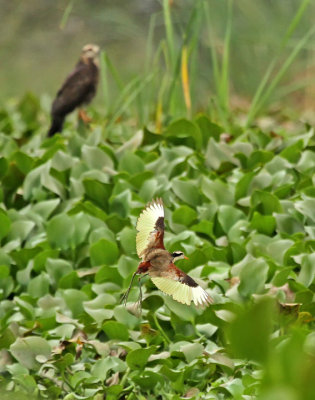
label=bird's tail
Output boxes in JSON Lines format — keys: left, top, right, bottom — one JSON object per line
{"left": 47, "top": 114, "right": 65, "bottom": 137}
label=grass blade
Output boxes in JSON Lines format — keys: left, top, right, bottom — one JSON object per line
{"left": 252, "top": 25, "right": 315, "bottom": 121}
{"left": 59, "top": 0, "right": 75, "bottom": 30}
{"left": 163, "top": 0, "right": 176, "bottom": 71}
{"left": 181, "top": 46, "right": 192, "bottom": 117}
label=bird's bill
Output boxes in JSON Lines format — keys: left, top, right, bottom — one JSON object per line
{"left": 184, "top": 256, "right": 189, "bottom": 260}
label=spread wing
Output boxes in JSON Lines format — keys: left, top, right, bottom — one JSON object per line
{"left": 151, "top": 273, "right": 212, "bottom": 307}
{"left": 136, "top": 198, "right": 165, "bottom": 259}
{"left": 52, "top": 61, "right": 98, "bottom": 116}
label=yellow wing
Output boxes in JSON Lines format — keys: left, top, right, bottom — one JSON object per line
{"left": 151, "top": 276, "right": 213, "bottom": 307}
{"left": 136, "top": 198, "right": 165, "bottom": 258}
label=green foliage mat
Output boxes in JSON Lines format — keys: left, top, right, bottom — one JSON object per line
{"left": 0, "top": 101, "right": 315, "bottom": 399}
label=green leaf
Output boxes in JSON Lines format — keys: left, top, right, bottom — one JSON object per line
{"left": 172, "top": 205, "right": 197, "bottom": 226}
{"left": 250, "top": 211, "right": 276, "bottom": 235}
{"left": 202, "top": 177, "right": 234, "bottom": 205}
{"left": 7, "top": 220, "right": 35, "bottom": 242}
{"left": 46, "top": 258, "right": 72, "bottom": 285}
{"left": 275, "top": 213, "right": 304, "bottom": 235}
{"left": 27, "top": 273, "right": 50, "bottom": 298}
{"left": 205, "top": 138, "right": 239, "bottom": 170}
{"left": 118, "top": 152, "right": 145, "bottom": 175}
{"left": 195, "top": 114, "right": 223, "bottom": 143}
{"left": 297, "top": 254, "right": 315, "bottom": 287}
{"left": 61, "top": 289, "right": 89, "bottom": 318}
{"left": 235, "top": 171, "right": 256, "bottom": 201}
{"left": 181, "top": 342, "right": 204, "bottom": 363}
{"left": 226, "top": 298, "right": 274, "bottom": 363}
{"left": 83, "top": 295, "right": 115, "bottom": 323}
{"left": 91, "top": 357, "right": 126, "bottom": 381}
{"left": 251, "top": 190, "right": 282, "bottom": 215}
{"left": 81, "top": 145, "right": 114, "bottom": 170}
{"left": 103, "top": 321, "right": 129, "bottom": 340}
{"left": 165, "top": 118, "right": 202, "bottom": 150}
{"left": 280, "top": 139, "right": 303, "bottom": 162}
{"left": 118, "top": 226, "right": 136, "bottom": 254}
{"left": 10, "top": 337, "right": 51, "bottom": 370}
{"left": 238, "top": 258, "right": 269, "bottom": 298}
{"left": 218, "top": 205, "right": 245, "bottom": 234}
{"left": 0, "top": 209, "right": 11, "bottom": 240}
{"left": 172, "top": 178, "right": 201, "bottom": 206}
{"left": 295, "top": 197, "right": 315, "bottom": 222}
{"left": 126, "top": 347, "right": 155, "bottom": 369}
{"left": 12, "top": 151, "right": 34, "bottom": 174}
{"left": 83, "top": 179, "right": 112, "bottom": 209}
{"left": 32, "top": 199, "right": 60, "bottom": 220}
{"left": 47, "top": 214, "right": 74, "bottom": 250}
{"left": 90, "top": 238, "right": 119, "bottom": 266}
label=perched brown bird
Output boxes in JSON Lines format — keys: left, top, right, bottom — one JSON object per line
{"left": 47, "top": 44, "right": 100, "bottom": 137}
{"left": 122, "top": 199, "right": 213, "bottom": 308}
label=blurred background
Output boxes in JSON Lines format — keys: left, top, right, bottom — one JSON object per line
{"left": 0, "top": 0, "right": 314, "bottom": 117}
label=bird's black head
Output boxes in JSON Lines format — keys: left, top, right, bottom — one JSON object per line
{"left": 171, "top": 251, "right": 187, "bottom": 262}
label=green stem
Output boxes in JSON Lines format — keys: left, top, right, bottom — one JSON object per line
{"left": 153, "top": 313, "right": 171, "bottom": 344}
{"left": 120, "top": 367, "right": 130, "bottom": 387}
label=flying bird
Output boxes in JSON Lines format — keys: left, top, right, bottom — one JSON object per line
{"left": 47, "top": 44, "right": 100, "bottom": 137}
{"left": 122, "top": 199, "right": 213, "bottom": 308}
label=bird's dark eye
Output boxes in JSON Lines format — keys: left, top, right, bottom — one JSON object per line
{"left": 172, "top": 252, "right": 183, "bottom": 257}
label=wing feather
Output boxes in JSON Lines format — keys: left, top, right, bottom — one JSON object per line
{"left": 151, "top": 276, "right": 212, "bottom": 307}
{"left": 136, "top": 198, "right": 165, "bottom": 258}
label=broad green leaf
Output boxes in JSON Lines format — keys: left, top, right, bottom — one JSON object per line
{"left": 81, "top": 145, "right": 114, "bottom": 170}
{"left": 83, "top": 179, "right": 112, "bottom": 209}
{"left": 165, "top": 118, "right": 202, "bottom": 150}
{"left": 297, "top": 254, "right": 315, "bottom": 287}
{"left": 0, "top": 209, "right": 11, "bottom": 240}
{"left": 91, "top": 357, "right": 126, "bottom": 381}
{"left": 102, "top": 321, "right": 129, "bottom": 340}
{"left": 90, "top": 238, "right": 119, "bottom": 266}
{"left": 227, "top": 298, "right": 274, "bottom": 363}
{"left": 172, "top": 205, "right": 197, "bottom": 226}
{"left": 10, "top": 337, "right": 51, "bottom": 370}
{"left": 250, "top": 211, "right": 276, "bottom": 236}
{"left": 218, "top": 205, "right": 245, "bottom": 234}
{"left": 32, "top": 199, "right": 60, "bottom": 220}
{"left": 47, "top": 214, "right": 74, "bottom": 250}
{"left": 202, "top": 177, "right": 234, "bottom": 205}
{"left": 126, "top": 347, "right": 155, "bottom": 369}
{"left": 83, "top": 295, "right": 115, "bottom": 323}
{"left": 238, "top": 258, "right": 269, "bottom": 298}
{"left": 181, "top": 342, "right": 203, "bottom": 363}
{"left": 195, "top": 114, "right": 223, "bottom": 143}
{"left": 27, "top": 273, "right": 50, "bottom": 298}
{"left": 46, "top": 258, "right": 72, "bottom": 285}
{"left": 295, "top": 197, "right": 315, "bottom": 222}
{"left": 251, "top": 190, "right": 282, "bottom": 215}
{"left": 172, "top": 178, "right": 201, "bottom": 206}
{"left": 118, "top": 226, "right": 136, "bottom": 254}
{"left": 118, "top": 151, "right": 145, "bottom": 175}
{"left": 205, "top": 138, "right": 239, "bottom": 170}
{"left": 7, "top": 220, "right": 35, "bottom": 242}
{"left": 275, "top": 213, "right": 304, "bottom": 235}
{"left": 61, "top": 289, "right": 89, "bottom": 318}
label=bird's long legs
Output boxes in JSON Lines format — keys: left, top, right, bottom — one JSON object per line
{"left": 121, "top": 272, "right": 149, "bottom": 313}
{"left": 135, "top": 274, "right": 149, "bottom": 314}
{"left": 120, "top": 271, "right": 138, "bottom": 306}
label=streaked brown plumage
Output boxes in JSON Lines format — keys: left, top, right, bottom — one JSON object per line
{"left": 122, "top": 199, "right": 213, "bottom": 308}
{"left": 47, "top": 44, "right": 100, "bottom": 137}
